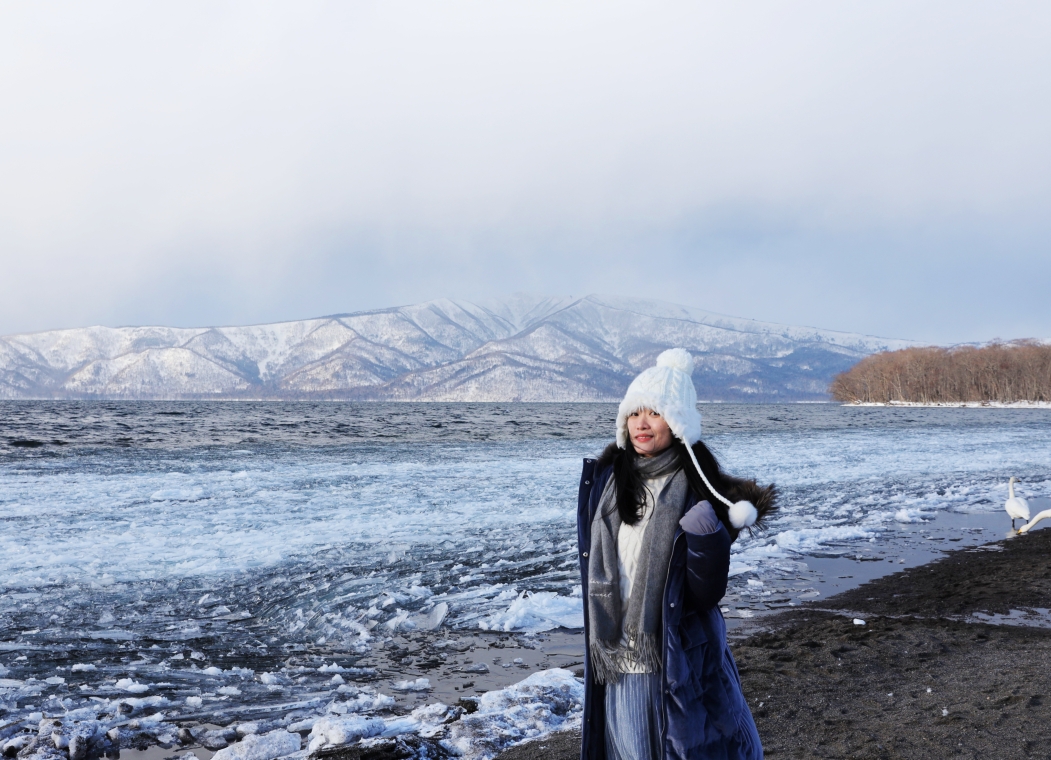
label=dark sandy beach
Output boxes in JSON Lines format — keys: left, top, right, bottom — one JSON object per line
{"left": 496, "top": 527, "right": 1051, "bottom": 760}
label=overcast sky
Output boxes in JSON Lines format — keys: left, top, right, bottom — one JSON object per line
{"left": 1, "top": 2, "right": 1049, "bottom": 344}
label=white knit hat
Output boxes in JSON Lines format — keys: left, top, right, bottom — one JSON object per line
{"left": 616, "top": 348, "right": 757, "bottom": 529}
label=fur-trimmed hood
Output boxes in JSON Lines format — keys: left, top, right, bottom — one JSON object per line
{"left": 713, "top": 470, "right": 778, "bottom": 538}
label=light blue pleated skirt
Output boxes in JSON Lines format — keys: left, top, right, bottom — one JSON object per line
{"left": 604, "top": 673, "right": 665, "bottom": 760}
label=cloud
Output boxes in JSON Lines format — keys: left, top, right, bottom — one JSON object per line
{"left": 0, "top": 1, "right": 1049, "bottom": 342}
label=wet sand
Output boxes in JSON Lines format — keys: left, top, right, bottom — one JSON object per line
{"left": 361, "top": 629, "right": 585, "bottom": 711}
{"left": 496, "top": 524, "right": 1051, "bottom": 760}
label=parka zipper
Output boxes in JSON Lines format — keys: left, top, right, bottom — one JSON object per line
{"left": 581, "top": 462, "right": 600, "bottom": 760}
{"left": 658, "top": 528, "right": 683, "bottom": 758}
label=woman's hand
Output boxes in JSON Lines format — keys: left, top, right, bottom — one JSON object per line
{"left": 679, "top": 500, "right": 719, "bottom": 535}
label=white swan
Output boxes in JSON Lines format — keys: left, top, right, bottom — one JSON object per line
{"left": 1018, "top": 509, "right": 1051, "bottom": 534}
{"left": 1005, "top": 477, "right": 1030, "bottom": 530}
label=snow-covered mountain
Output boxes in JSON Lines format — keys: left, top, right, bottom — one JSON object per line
{"left": 0, "top": 295, "right": 913, "bottom": 401}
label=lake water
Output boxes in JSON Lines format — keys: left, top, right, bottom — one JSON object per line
{"left": 1, "top": 402, "right": 1049, "bottom": 755}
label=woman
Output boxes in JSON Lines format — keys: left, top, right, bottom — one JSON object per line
{"left": 577, "top": 349, "right": 776, "bottom": 760}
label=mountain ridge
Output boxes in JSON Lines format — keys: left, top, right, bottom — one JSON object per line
{"left": 0, "top": 294, "right": 913, "bottom": 401}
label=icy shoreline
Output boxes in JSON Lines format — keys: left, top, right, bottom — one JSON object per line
{"left": 0, "top": 667, "right": 583, "bottom": 760}
{"left": 5, "top": 402, "right": 1051, "bottom": 759}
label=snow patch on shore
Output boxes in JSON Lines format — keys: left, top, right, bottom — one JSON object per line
{"left": 479, "top": 591, "right": 583, "bottom": 633}
{"left": 443, "top": 668, "right": 584, "bottom": 759}
{"left": 299, "top": 668, "right": 583, "bottom": 760}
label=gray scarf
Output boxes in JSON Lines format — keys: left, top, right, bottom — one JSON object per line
{"left": 587, "top": 447, "right": 686, "bottom": 685}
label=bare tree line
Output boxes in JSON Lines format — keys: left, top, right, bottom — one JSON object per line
{"left": 830, "top": 341, "right": 1051, "bottom": 404}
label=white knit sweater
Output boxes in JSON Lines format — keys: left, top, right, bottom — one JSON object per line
{"left": 615, "top": 472, "right": 671, "bottom": 673}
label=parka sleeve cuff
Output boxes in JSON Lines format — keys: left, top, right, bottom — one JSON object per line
{"left": 684, "top": 525, "right": 731, "bottom": 610}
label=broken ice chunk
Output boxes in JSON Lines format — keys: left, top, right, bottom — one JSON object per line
{"left": 115, "top": 678, "right": 149, "bottom": 693}
{"left": 391, "top": 678, "right": 432, "bottom": 692}
{"left": 308, "top": 717, "right": 383, "bottom": 753}
{"left": 416, "top": 602, "right": 448, "bottom": 631}
{"left": 209, "top": 731, "right": 300, "bottom": 760}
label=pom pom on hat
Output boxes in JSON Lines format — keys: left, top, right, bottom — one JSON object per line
{"left": 655, "top": 347, "right": 694, "bottom": 373}
{"left": 728, "top": 500, "right": 758, "bottom": 529}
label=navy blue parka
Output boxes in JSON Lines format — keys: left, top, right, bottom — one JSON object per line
{"left": 577, "top": 456, "right": 763, "bottom": 760}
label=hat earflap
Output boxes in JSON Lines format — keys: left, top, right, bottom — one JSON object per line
{"left": 683, "top": 444, "right": 757, "bottom": 529}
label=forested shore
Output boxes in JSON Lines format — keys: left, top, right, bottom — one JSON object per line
{"left": 830, "top": 341, "right": 1051, "bottom": 404}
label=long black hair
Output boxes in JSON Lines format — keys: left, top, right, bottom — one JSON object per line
{"left": 599, "top": 438, "right": 741, "bottom": 537}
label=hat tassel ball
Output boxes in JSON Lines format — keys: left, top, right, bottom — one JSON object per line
{"left": 683, "top": 444, "right": 757, "bottom": 529}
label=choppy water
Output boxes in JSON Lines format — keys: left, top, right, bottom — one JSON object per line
{"left": 1, "top": 402, "right": 1050, "bottom": 750}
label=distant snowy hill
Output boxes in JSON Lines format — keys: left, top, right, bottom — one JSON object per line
{"left": 0, "top": 295, "right": 913, "bottom": 401}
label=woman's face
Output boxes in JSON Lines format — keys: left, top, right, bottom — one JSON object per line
{"left": 627, "top": 408, "right": 674, "bottom": 457}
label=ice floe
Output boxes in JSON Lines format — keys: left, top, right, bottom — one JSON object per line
{"left": 894, "top": 508, "right": 934, "bottom": 523}
{"left": 326, "top": 689, "right": 395, "bottom": 714}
